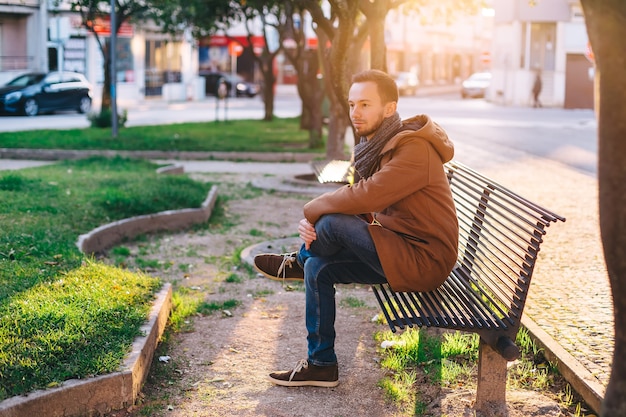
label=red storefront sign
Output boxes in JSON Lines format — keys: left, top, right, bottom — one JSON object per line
{"left": 585, "top": 41, "right": 595, "bottom": 64}
{"left": 90, "top": 17, "right": 134, "bottom": 37}
{"left": 229, "top": 42, "right": 244, "bottom": 57}
{"left": 200, "top": 35, "right": 265, "bottom": 50}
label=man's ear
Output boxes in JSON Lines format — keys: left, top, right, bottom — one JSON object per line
{"left": 384, "top": 101, "right": 397, "bottom": 117}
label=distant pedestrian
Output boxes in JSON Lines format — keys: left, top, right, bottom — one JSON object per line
{"left": 532, "top": 72, "right": 543, "bottom": 108}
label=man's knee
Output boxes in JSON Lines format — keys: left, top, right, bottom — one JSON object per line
{"left": 315, "top": 213, "right": 354, "bottom": 237}
{"left": 315, "top": 213, "right": 340, "bottom": 230}
{"left": 304, "top": 257, "right": 335, "bottom": 286}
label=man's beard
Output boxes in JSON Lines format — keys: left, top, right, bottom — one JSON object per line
{"left": 353, "top": 114, "right": 384, "bottom": 138}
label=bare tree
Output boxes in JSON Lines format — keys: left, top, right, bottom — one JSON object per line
{"left": 227, "top": 1, "right": 284, "bottom": 122}
{"left": 68, "top": 0, "right": 153, "bottom": 113}
{"left": 299, "top": 0, "right": 361, "bottom": 159}
{"left": 299, "top": 0, "right": 479, "bottom": 159}
{"left": 580, "top": 1, "right": 626, "bottom": 415}
{"left": 280, "top": 3, "right": 325, "bottom": 148}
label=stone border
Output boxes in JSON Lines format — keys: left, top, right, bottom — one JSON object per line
{"left": 0, "top": 148, "right": 320, "bottom": 163}
{"left": 522, "top": 316, "right": 605, "bottom": 414}
{"left": 77, "top": 185, "right": 218, "bottom": 254}
{"left": 0, "top": 283, "right": 172, "bottom": 417}
{"left": 75, "top": 163, "right": 216, "bottom": 254}
{"left": 0, "top": 163, "right": 220, "bottom": 416}
{"left": 240, "top": 237, "right": 302, "bottom": 267}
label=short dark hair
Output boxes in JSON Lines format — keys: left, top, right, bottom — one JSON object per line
{"left": 351, "top": 69, "right": 399, "bottom": 104}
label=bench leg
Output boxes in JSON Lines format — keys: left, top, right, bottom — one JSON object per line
{"left": 474, "top": 339, "right": 508, "bottom": 415}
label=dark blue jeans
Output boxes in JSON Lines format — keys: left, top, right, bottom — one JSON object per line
{"left": 296, "top": 214, "right": 388, "bottom": 366}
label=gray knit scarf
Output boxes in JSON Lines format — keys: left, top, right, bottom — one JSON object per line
{"left": 353, "top": 112, "right": 403, "bottom": 179}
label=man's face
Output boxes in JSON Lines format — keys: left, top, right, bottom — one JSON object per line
{"left": 348, "top": 81, "right": 396, "bottom": 139}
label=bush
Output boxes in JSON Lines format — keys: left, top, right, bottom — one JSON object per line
{"left": 88, "top": 108, "right": 128, "bottom": 128}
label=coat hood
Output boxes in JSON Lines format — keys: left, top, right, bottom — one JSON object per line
{"left": 390, "top": 114, "right": 454, "bottom": 163}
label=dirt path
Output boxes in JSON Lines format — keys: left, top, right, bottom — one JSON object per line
{"left": 104, "top": 171, "right": 564, "bottom": 417}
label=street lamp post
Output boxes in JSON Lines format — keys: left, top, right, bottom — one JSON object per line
{"left": 110, "top": 0, "right": 118, "bottom": 137}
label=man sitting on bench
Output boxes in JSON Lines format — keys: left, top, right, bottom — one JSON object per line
{"left": 253, "top": 69, "right": 459, "bottom": 387}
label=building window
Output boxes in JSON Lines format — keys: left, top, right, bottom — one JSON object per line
{"left": 64, "top": 36, "right": 87, "bottom": 74}
{"left": 529, "top": 22, "right": 556, "bottom": 71}
{"left": 0, "top": 24, "right": 3, "bottom": 70}
{"left": 112, "top": 37, "right": 134, "bottom": 82}
{"left": 144, "top": 40, "right": 182, "bottom": 96}
{"left": 94, "top": 36, "right": 134, "bottom": 83}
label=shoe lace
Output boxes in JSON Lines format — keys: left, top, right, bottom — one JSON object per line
{"left": 277, "top": 252, "right": 298, "bottom": 279}
{"left": 288, "top": 359, "right": 309, "bottom": 381}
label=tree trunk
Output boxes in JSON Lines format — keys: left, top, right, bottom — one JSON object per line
{"left": 323, "top": 11, "right": 355, "bottom": 159}
{"left": 580, "top": 1, "right": 626, "bottom": 415}
{"left": 307, "top": 108, "right": 324, "bottom": 149}
{"left": 360, "top": 0, "right": 388, "bottom": 71}
{"left": 295, "top": 50, "right": 324, "bottom": 149}
{"left": 259, "top": 54, "right": 276, "bottom": 122}
{"left": 101, "top": 44, "right": 112, "bottom": 113}
{"left": 325, "top": 102, "right": 350, "bottom": 160}
{"left": 368, "top": 15, "right": 387, "bottom": 71}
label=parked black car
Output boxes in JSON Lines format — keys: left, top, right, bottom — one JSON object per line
{"left": 0, "top": 71, "right": 92, "bottom": 116}
{"left": 200, "top": 71, "right": 260, "bottom": 98}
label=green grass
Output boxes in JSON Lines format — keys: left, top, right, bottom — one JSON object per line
{"left": 0, "top": 261, "right": 160, "bottom": 399}
{"left": 0, "top": 117, "right": 320, "bottom": 153}
{"left": 339, "top": 296, "right": 367, "bottom": 308}
{"left": 0, "top": 156, "right": 213, "bottom": 400}
{"left": 375, "top": 327, "right": 593, "bottom": 416}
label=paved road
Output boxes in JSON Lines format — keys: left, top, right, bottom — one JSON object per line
{"left": 1, "top": 84, "right": 597, "bottom": 174}
{"left": 0, "top": 85, "right": 301, "bottom": 132}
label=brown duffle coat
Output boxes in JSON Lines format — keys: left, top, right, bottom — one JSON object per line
{"left": 303, "top": 114, "right": 458, "bottom": 292}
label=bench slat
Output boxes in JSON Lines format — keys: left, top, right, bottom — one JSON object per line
{"left": 374, "top": 161, "right": 565, "bottom": 357}
{"left": 447, "top": 271, "right": 505, "bottom": 328}
{"left": 447, "top": 161, "right": 564, "bottom": 223}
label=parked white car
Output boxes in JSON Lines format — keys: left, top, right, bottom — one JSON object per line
{"left": 461, "top": 72, "right": 492, "bottom": 99}
{"left": 393, "top": 72, "right": 419, "bottom": 96}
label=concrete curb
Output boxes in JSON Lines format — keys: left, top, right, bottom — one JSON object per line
{"left": 0, "top": 283, "right": 172, "bottom": 417}
{"left": 522, "top": 316, "right": 605, "bottom": 413}
{"left": 240, "top": 237, "right": 302, "bottom": 267}
{"left": 77, "top": 185, "right": 218, "bottom": 254}
{"left": 0, "top": 163, "right": 220, "bottom": 416}
{"left": 0, "top": 148, "right": 321, "bottom": 163}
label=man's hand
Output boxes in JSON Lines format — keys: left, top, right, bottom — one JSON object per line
{"left": 298, "top": 218, "right": 317, "bottom": 250}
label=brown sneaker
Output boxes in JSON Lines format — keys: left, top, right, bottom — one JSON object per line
{"left": 253, "top": 252, "right": 304, "bottom": 281}
{"left": 268, "top": 359, "right": 339, "bottom": 387}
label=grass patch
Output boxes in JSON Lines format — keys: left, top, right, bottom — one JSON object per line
{"left": 339, "top": 296, "right": 367, "bottom": 308}
{"left": 0, "top": 261, "right": 160, "bottom": 399}
{"left": 0, "top": 156, "right": 213, "bottom": 400}
{"left": 225, "top": 273, "right": 243, "bottom": 283}
{"left": 375, "top": 327, "right": 593, "bottom": 416}
{"left": 197, "top": 299, "right": 240, "bottom": 315}
{"left": 0, "top": 117, "right": 320, "bottom": 153}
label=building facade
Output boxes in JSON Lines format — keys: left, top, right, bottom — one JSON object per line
{"left": 384, "top": 4, "right": 494, "bottom": 88}
{"left": 0, "top": 0, "right": 48, "bottom": 85}
{"left": 0, "top": 0, "right": 201, "bottom": 105}
{"left": 1, "top": 1, "right": 594, "bottom": 109}
{"left": 490, "top": 0, "right": 593, "bottom": 108}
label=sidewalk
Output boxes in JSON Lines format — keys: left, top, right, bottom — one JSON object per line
{"left": 0, "top": 149, "right": 610, "bottom": 414}
{"left": 97, "top": 82, "right": 460, "bottom": 110}
{"left": 448, "top": 140, "right": 610, "bottom": 413}
{"left": 162, "top": 153, "right": 611, "bottom": 413}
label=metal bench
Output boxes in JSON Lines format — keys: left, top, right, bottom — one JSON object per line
{"left": 371, "top": 160, "right": 566, "bottom": 412}
{"left": 311, "top": 159, "right": 352, "bottom": 184}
